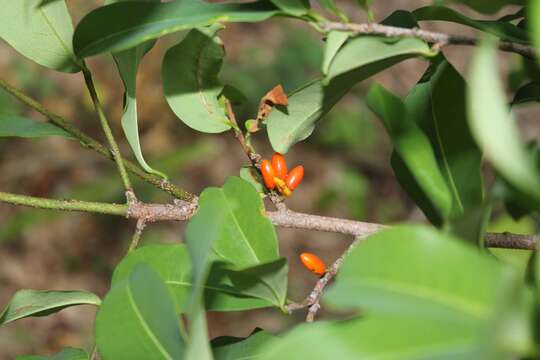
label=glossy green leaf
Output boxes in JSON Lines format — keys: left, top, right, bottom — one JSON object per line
{"left": 198, "top": 177, "right": 279, "bottom": 268}
{"left": 214, "top": 258, "right": 288, "bottom": 309}
{"left": 260, "top": 315, "right": 485, "bottom": 360}
{"left": 212, "top": 329, "right": 275, "bottom": 360}
{"left": 404, "top": 56, "right": 483, "bottom": 219}
{"left": 163, "top": 25, "right": 230, "bottom": 134}
{"left": 0, "top": 290, "right": 100, "bottom": 326}
{"left": 268, "top": 36, "right": 435, "bottom": 153}
{"left": 185, "top": 188, "right": 227, "bottom": 360}
{"left": 269, "top": 0, "right": 309, "bottom": 16}
{"left": 321, "top": 31, "right": 349, "bottom": 76}
{"left": 73, "top": 1, "right": 279, "bottom": 58}
{"left": 107, "top": 0, "right": 166, "bottom": 179}
{"left": 188, "top": 177, "right": 287, "bottom": 309}
{"left": 450, "top": 0, "right": 524, "bottom": 14}
{"left": 467, "top": 38, "right": 540, "bottom": 203}
{"left": 112, "top": 244, "right": 274, "bottom": 312}
{"left": 367, "top": 84, "right": 452, "bottom": 223}
{"left": 0, "top": 115, "right": 73, "bottom": 139}
{"left": 325, "top": 37, "right": 435, "bottom": 83}
{"left": 0, "top": 0, "right": 81, "bottom": 72}
{"left": 262, "top": 230, "right": 531, "bottom": 359}
{"left": 323, "top": 225, "right": 528, "bottom": 358}
{"left": 16, "top": 348, "right": 88, "bottom": 360}
{"left": 96, "top": 264, "right": 185, "bottom": 360}
{"left": 413, "top": 6, "right": 528, "bottom": 43}
{"left": 183, "top": 177, "right": 287, "bottom": 358}
{"left": 267, "top": 80, "right": 329, "bottom": 154}
{"left": 512, "top": 82, "right": 540, "bottom": 105}
{"left": 325, "top": 226, "right": 521, "bottom": 318}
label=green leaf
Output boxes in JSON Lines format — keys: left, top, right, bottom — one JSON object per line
{"left": 198, "top": 177, "right": 279, "bottom": 268}
{"left": 449, "top": 0, "right": 524, "bottom": 14}
{"left": 15, "top": 347, "right": 88, "bottom": 360}
{"left": 323, "top": 225, "right": 528, "bottom": 357}
{"left": 163, "top": 25, "right": 230, "bottom": 134}
{"left": 212, "top": 329, "right": 275, "bottom": 360}
{"left": 367, "top": 84, "right": 452, "bottom": 224}
{"left": 325, "top": 37, "right": 435, "bottom": 84}
{"left": 267, "top": 80, "right": 329, "bottom": 154}
{"left": 325, "top": 225, "right": 520, "bottom": 317}
{"left": 321, "top": 31, "right": 350, "bottom": 76}
{"left": 0, "top": 115, "right": 73, "bottom": 139}
{"left": 467, "top": 38, "right": 540, "bottom": 204}
{"left": 268, "top": 36, "right": 435, "bottom": 153}
{"left": 112, "top": 244, "right": 274, "bottom": 312}
{"left": 404, "top": 56, "right": 484, "bottom": 218}
{"left": 185, "top": 188, "right": 228, "bottom": 360}
{"left": 107, "top": 0, "right": 166, "bottom": 179}
{"left": 188, "top": 177, "right": 287, "bottom": 309}
{"left": 215, "top": 258, "right": 288, "bottom": 309}
{"left": 413, "top": 6, "right": 528, "bottom": 43}
{"left": 269, "top": 0, "right": 309, "bottom": 16}
{"left": 0, "top": 290, "right": 100, "bottom": 326}
{"left": 96, "top": 264, "right": 185, "bottom": 360}
{"left": 183, "top": 177, "right": 287, "bottom": 358}
{"left": 73, "top": 1, "right": 279, "bottom": 58}
{"left": 512, "top": 82, "right": 540, "bottom": 105}
{"left": 260, "top": 315, "right": 487, "bottom": 359}
{"left": 0, "top": 0, "right": 81, "bottom": 72}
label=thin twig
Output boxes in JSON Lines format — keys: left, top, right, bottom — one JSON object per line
{"left": 90, "top": 346, "right": 100, "bottom": 360}
{"left": 296, "top": 237, "right": 362, "bottom": 322}
{"left": 0, "top": 78, "right": 194, "bottom": 201}
{"left": 269, "top": 208, "right": 385, "bottom": 237}
{"left": 128, "top": 218, "right": 147, "bottom": 253}
{"left": 320, "top": 22, "right": 535, "bottom": 59}
{"left": 82, "top": 66, "right": 132, "bottom": 194}
{"left": 0, "top": 192, "right": 536, "bottom": 249}
{"left": 0, "top": 191, "right": 127, "bottom": 215}
{"left": 225, "top": 99, "right": 261, "bottom": 165}
{"left": 224, "top": 98, "right": 286, "bottom": 209}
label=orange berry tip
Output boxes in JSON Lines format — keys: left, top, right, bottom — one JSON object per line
{"left": 260, "top": 159, "right": 276, "bottom": 190}
{"left": 286, "top": 165, "right": 304, "bottom": 191}
{"left": 271, "top": 153, "right": 288, "bottom": 180}
{"left": 299, "top": 252, "right": 326, "bottom": 276}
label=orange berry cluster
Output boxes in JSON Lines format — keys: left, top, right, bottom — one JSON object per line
{"left": 260, "top": 153, "right": 304, "bottom": 197}
{"left": 300, "top": 252, "right": 326, "bottom": 276}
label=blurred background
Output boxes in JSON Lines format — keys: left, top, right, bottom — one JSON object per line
{"left": 0, "top": 0, "right": 536, "bottom": 358}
